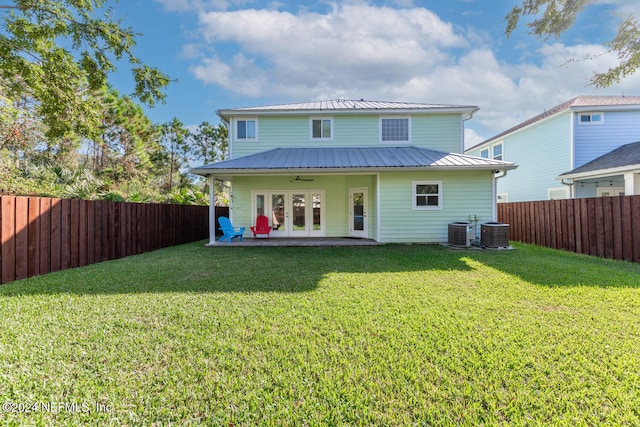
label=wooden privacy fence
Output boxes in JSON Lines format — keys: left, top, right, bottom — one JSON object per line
{"left": 498, "top": 195, "right": 640, "bottom": 263}
{"left": 1, "top": 196, "right": 209, "bottom": 285}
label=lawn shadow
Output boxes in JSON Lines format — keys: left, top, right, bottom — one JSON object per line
{"left": 463, "top": 243, "right": 640, "bottom": 288}
{"left": 3, "top": 242, "right": 637, "bottom": 296}
{"left": 0, "top": 242, "right": 475, "bottom": 296}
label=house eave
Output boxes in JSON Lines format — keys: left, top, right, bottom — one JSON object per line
{"left": 558, "top": 165, "right": 640, "bottom": 181}
{"left": 191, "top": 165, "right": 517, "bottom": 177}
{"left": 218, "top": 106, "right": 479, "bottom": 121}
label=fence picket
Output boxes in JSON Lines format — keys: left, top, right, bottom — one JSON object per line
{"left": 499, "top": 195, "right": 640, "bottom": 263}
{"left": 0, "top": 196, "right": 209, "bottom": 285}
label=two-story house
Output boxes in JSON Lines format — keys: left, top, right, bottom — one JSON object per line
{"left": 465, "top": 95, "right": 640, "bottom": 202}
{"left": 192, "top": 100, "right": 516, "bottom": 244}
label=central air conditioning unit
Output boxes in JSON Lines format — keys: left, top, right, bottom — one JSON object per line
{"left": 448, "top": 222, "right": 474, "bottom": 247}
{"left": 481, "top": 222, "right": 510, "bottom": 248}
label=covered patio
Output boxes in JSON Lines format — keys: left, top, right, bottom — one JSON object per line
{"left": 206, "top": 237, "right": 379, "bottom": 247}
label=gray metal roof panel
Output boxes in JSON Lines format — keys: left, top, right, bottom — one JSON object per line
{"left": 225, "top": 99, "right": 474, "bottom": 111}
{"left": 192, "top": 146, "right": 516, "bottom": 175}
{"left": 559, "top": 141, "right": 640, "bottom": 176}
{"left": 217, "top": 100, "right": 478, "bottom": 122}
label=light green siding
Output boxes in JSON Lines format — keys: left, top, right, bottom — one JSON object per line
{"left": 228, "top": 175, "right": 376, "bottom": 238}
{"left": 378, "top": 171, "right": 494, "bottom": 243}
{"left": 230, "top": 113, "right": 465, "bottom": 158}
{"left": 224, "top": 171, "right": 493, "bottom": 243}
{"left": 467, "top": 112, "right": 572, "bottom": 202}
{"left": 412, "top": 114, "right": 463, "bottom": 153}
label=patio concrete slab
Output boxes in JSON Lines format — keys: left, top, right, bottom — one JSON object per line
{"left": 206, "top": 238, "right": 379, "bottom": 247}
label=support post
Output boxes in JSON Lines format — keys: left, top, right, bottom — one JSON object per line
{"left": 624, "top": 172, "right": 640, "bottom": 196}
{"left": 209, "top": 175, "right": 216, "bottom": 245}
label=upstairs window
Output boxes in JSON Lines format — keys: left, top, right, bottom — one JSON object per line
{"left": 311, "top": 118, "right": 332, "bottom": 140}
{"left": 480, "top": 148, "right": 489, "bottom": 159}
{"left": 578, "top": 113, "right": 603, "bottom": 125}
{"left": 492, "top": 143, "right": 503, "bottom": 160}
{"left": 381, "top": 117, "right": 410, "bottom": 143}
{"left": 236, "top": 119, "right": 257, "bottom": 140}
{"left": 413, "top": 181, "right": 442, "bottom": 210}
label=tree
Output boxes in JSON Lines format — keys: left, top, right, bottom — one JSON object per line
{"left": 505, "top": 0, "right": 640, "bottom": 87}
{"left": 189, "top": 121, "right": 228, "bottom": 165}
{"left": 0, "top": 0, "right": 170, "bottom": 138}
{"left": 95, "top": 87, "right": 157, "bottom": 183}
{"left": 159, "top": 118, "right": 190, "bottom": 193}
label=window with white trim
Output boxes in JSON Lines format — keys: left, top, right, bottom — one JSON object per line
{"left": 492, "top": 142, "right": 503, "bottom": 160}
{"left": 480, "top": 148, "right": 489, "bottom": 159}
{"left": 413, "top": 181, "right": 442, "bottom": 210}
{"left": 548, "top": 187, "right": 569, "bottom": 200}
{"left": 311, "top": 117, "right": 333, "bottom": 140}
{"left": 380, "top": 117, "right": 410, "bottom": 143}
{"left": 578, "top": 113, "right": 603, "bottom": 125}
{"left": 236, "top": 119, "right": 257, "bottom": 140}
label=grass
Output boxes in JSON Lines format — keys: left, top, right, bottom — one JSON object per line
{"left": 0, "top": 241, "right": 639, "bottom": 426}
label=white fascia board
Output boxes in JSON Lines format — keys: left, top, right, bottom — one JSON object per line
{"left": 191, "top": 165, "right": 517, "bottom": 176}
{"left": 558, "top": 166, "right": 640, "bottom": 181}
{"left": 218, "top": 106, "right": 478, "bottom": 119}
{"left": 571, "top": 105, "right": 640, "bottom": 113}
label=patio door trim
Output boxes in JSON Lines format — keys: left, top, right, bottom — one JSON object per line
{"left": 252, "top": 190, "right": 325, "bottom": 238}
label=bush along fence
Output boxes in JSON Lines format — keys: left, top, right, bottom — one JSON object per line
{"left": 498, "top": 195, "right": 640, "bottom": 263}
{"left": 0, "top": 196, "right": 210, "bottom": 285}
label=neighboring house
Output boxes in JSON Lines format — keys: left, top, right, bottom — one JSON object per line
{"left": 465, "top": 95, "right": 640, "bottom": 202}
{"left": 558, "top": 141, "right": 640, "bottom": 196}
{"left": 191, "top": 100, "right": 516, "bottom": 244}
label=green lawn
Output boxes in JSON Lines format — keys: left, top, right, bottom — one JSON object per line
{"left": 1, "top": 242, "right": 639, "bottom": 426}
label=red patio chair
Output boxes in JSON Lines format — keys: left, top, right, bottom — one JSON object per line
{"left": 250, "top": 215, "right": 271, "bottom": 239}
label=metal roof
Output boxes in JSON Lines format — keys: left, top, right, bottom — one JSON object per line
{"left": 559, "top": 141, "right": 640, "bottom": 178}
{"left": 191, "top": 146, "right": 516, "bottom": 176}
{"left": 218, "top": 99, "right": 478, "bottom": 120}
{"left": 467, "top": 95, "right": 640, "bottom": 150}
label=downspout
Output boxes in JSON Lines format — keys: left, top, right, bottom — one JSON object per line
{"left": 560, "top": 178, "right": 574, "bottom": 198}
{"left": 460, "top": 110, "right": 476, "bottom": 153}
{"left": 376, "top": 172, "right": 381, "bottom": 243}
{"left": 492, "top": 169, "right": 509, "bottom": 221}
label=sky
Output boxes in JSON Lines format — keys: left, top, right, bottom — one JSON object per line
{"left": 108, "top": 0, "right": 640, "bottom": 148}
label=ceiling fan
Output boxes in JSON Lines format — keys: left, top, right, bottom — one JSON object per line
{"left": 290, "top": 175, "right": 314, "bottom": 182}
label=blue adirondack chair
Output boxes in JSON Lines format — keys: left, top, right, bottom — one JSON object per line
{"left": 218, "top": 216, "right": 245, "bottom": 242}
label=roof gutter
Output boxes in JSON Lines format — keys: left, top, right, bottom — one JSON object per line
{"left": 217, "top": 106, "right": 479, "bottom": 122}
{"left": 191, "top": 164, "right": 518, "bottom": 177}
{"left": 557, "top": 166, "right": 640, "bottom": 181}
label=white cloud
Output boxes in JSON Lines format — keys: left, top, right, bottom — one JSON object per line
{"left": 183, "top": 1, "right": 640, "bottom": 140}
{"left": 191, "top": 4, "right": 466, "bottom": 97}
{"left": 464, "top": 128, "right": 484, "bottom": 149}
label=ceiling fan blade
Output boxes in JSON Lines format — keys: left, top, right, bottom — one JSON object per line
{"left": 289, "top": 176, "right": 315, "bottom": 182}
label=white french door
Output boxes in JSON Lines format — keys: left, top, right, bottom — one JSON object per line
{"left": 349, "top": 188, "right": 368, "bottom": 238}
{"left": 253, "top": 191, "right": 324, "bottom": 237}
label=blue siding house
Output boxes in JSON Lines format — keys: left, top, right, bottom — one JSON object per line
{"left": 465, "top": 96, "right": 640, "bottom": 202}
{"left": 192, "top": 100, "right": 516, "bottom": 244}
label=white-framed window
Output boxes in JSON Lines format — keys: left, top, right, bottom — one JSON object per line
{"left": 492, "top": 142, "right": 503, "bottom": 160}
{"left": 380, "top": 117, "right": 410, "bottom": 143}
{"left": 548, "top": 187, "right": 569, "bottom": 200}
{"left": 310, "top": 117, "right": 333, "bottom": 140}
{"left": 480, "top": 148, "right": 489, "bottom": 159}
{"left": 235, "top": 118, "right": 257, "bottom": 140}
{"left": 578, "top": 112, "right": 604, "bottom": 125}
{"left": 413, "top": 181, "right": 442, "bottom": 210}
{"left": 597, "top": 187, "right": 625, "bottom": 197}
